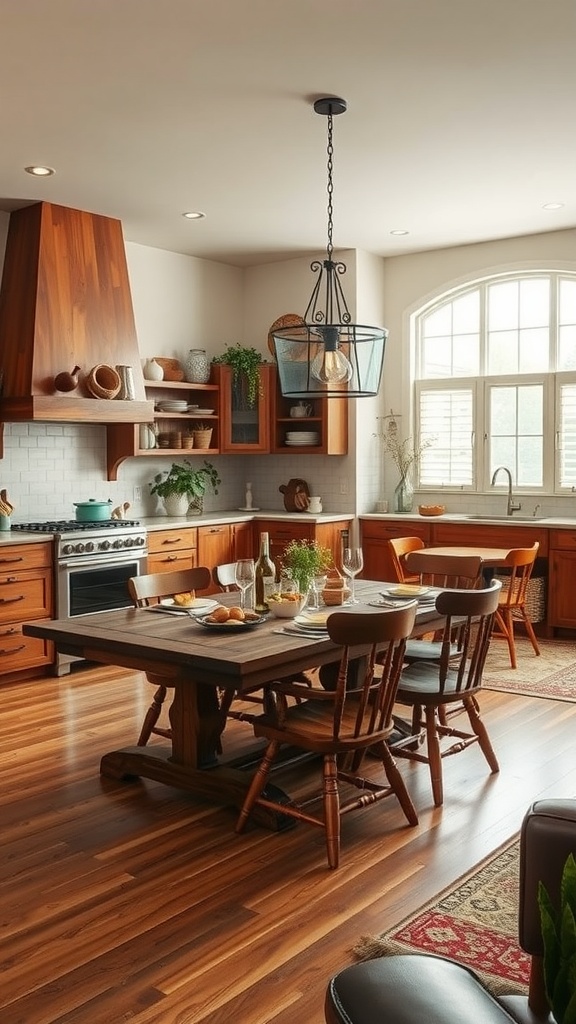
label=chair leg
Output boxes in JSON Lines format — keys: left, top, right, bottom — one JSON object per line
{"left": 464, "top": 696, "right": 500, "bottom": 773}
{"left": 323, "top": 754, "right": 341, "bottom": 869}
{"left": 137, "top": 685, "right": 167, "bottom": 746}
{"left": 235, "top": 739, "right": 279, "bottom": 834}
{"left": 521, "top": 609, "right": 541, "bottom": 657}
{"left": 495, "top": 608, "right": 517, "bottom": 668}
{"left": 425, "top": 707, "right": 444, "bottom": 807}
{"left": 380, "top": 742, "right": 419, "bottom": 825}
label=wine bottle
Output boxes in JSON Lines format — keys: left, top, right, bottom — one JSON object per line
{"left": 254, "top": 532, "right": 276, "bottom": 613}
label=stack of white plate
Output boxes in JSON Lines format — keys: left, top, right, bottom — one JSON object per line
{"left": 156, "top": 400, "right": 189, "bottom": 413}
{"left": 285, "top": 431, "right": 320, "bottom": 446}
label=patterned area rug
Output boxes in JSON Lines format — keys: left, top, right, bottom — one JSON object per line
{"left": 354, "top": 838, "right": 529, "bottom": 996}
{"left": 483, "top": 637, "right": 576, "bottom": 701}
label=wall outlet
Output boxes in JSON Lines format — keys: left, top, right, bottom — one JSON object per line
{"left": 133, "top": 485, "right": 142, "bottom": 502}
{"left": 340, "top": 478, "right": 348, "bottom": 494}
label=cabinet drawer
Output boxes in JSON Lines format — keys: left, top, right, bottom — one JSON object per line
{"left": 431, "top": 522, "right": 549, "bottom": 554}
{"left": 147, "top": 551, "right": 198, "bottom": 573}
{"left": 0, "top": 570, "right": 53, "bottom": 624}
{"left": 259, "top": 522, "right": 314, "bottom": 543}
{"left": 549, "top": 530, "right": 576, "bottom": 551}
{"left": 147, "top": 528, "right": 198, "bottom": 555}
{"left": 360, "top": 520, "right": 432, "bottom": 544}
{"left": 0, "top": 541, "right": 52, "bottom": 571}
{"left": 0, "top": 621, "right": 53, "bottom": 674}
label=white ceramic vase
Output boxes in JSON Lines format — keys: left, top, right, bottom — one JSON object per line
{"left": 143, "top": 358, "right": 164, "bottom": 381}
{"left": 162, "top": 493, "right": 190, "bottom": 517}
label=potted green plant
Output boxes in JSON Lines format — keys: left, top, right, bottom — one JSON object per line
{"left": 538, "top": 853, "right": 576, "bottom": 1024}
{"left": 281, "top": 539, "right": 333, "bottom": 595}
{"left": 150, "top": 459, "right": 221, "bottom": 517}
{"left": 212, "top": 343, "right": 265, "bottom": 409}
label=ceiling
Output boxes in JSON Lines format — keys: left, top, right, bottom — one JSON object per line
{"left": 1, "top": 0, "right": 575, "bottom": 268}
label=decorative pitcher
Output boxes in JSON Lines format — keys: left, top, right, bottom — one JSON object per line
{"left": 116, "top": 364, "right": 136, "bottom": 400}
{"left": 143, "top": 358, "right": 164, "bottom": 381}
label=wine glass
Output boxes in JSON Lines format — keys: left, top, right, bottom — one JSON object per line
{"left": 234, "top": 559, "right": 255, "bottom": 610}
{"left": 342, "top": 547, "right": 364, "bottom": 605}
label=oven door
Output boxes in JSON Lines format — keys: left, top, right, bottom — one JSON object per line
{"left": 58, "top": 552, "right": 147, "bottom": 617}
{"left": 56, "top": 551, "right": 147, "bottom": 673}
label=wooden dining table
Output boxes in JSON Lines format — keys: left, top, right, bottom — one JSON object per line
{"left": 23, "top": 580, "right": 443, "bottom": 828}
{"left": 416, "top": 545, "right": 511, "bottom": 568}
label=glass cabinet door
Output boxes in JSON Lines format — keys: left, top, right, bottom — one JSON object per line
{"left": 215, "top": 364, "right": 271, "bottom": 453}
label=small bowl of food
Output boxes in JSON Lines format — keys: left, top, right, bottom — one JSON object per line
{"left": 418, "top": 504, "right": 446, "bottom": 517}
{"left": 267, "top": 591, "right": 307, "bottom": 618}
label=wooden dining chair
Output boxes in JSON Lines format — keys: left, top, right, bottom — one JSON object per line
{"left": 491, "top": 542, "right": 540, "bottom": 669}
{"left": 212, "top": 562, "right": 239, "bottom": 592}
{"left": 235, "top": 604, "right": 419, "bottom": 869}
{"left": 386, "top": 536, "right": 425, "bottom": 583}
{"left": 390, "top": 579, "right": 502, "bottom": 807}
{"left": 400, "top": 550, "right": 483, "bottom": 664}
{"left": 128, "top": 566, "right": 212, "bottom": 745}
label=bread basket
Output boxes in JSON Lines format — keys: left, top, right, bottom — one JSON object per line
{"left": 322, "top": 567, "right": 351, "bottom": 606}
{"left": 86, "top": 364, "right": 122, "bottom": 400}
{"left": 418, "top": 504, "right": 446, "bottom": 517}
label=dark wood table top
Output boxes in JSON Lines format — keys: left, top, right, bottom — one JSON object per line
{"left": 24, "top": 579, "right": 444, "bottom": 692}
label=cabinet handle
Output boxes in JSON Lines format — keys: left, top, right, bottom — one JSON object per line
{"left": 0, "top": 556, "right": 24, "bottom": 565}
{"left": 0, "top": 644, "right": 26, "bottom": 656}
{"left": 0, "top": 594, "right": 25, "bottom": 605}
{"left": 162, "top": 537, "right": 182, "bottom": 545}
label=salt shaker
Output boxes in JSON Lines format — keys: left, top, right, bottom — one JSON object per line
{"left": 245, "top": 482, "right": 253, "bottom": 510}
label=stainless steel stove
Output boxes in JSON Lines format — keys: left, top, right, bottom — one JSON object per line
{"left": 12, "top": 519, "right": 148, "bottom": 674}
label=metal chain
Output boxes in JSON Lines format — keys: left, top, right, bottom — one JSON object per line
{"left": 326, "top": 112, "right": 334, "bottom": 260}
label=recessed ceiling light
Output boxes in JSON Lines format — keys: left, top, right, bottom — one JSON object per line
{"left": 542, "top": 203, "right": 564, "bottom": 210}
{"left": 390, "top": 229, "right": 409, "bottom": 236}
{"left": 182, "top": 211, "right": 205, "bottom": 220}
{"left": 24, "top": 165, "right": 55, "bottom": 176}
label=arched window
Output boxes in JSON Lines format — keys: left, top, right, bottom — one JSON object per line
{"left": 414, "top": 271, "right": 576, "bottom": 494}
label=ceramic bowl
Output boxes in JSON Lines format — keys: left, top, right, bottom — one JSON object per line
{"left": 418, "top": 504, "right": 446, "bottom": 517}
{"left": 267, "top": 593, "right": 307, "bottom": 618}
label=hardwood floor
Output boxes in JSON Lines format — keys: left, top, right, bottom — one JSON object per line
{"left": 1, "top": 663, "right": 576, "bottom": 1024}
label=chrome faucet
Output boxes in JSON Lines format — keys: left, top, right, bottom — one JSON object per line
{"left": 491, "top": 465, "right": 522, "bottom": 516}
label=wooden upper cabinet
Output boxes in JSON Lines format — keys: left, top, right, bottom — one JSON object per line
{"left": 214, "top": 364, "right": 272, "bottom": 453}
{"left": 270, "top": 365, "right": 348, "bottom": 455}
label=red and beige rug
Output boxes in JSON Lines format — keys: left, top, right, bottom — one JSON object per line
{"left": 354, "top": 838, "right": 529, "bottom": 995}
{"left": 483, "top": 637, "right": 576, "bottom": 702}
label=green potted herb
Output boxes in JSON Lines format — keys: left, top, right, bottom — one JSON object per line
{"left": 281, "top": 539, "right": 333, "bottom": 595}
{"left": 212, "top": 343, "right": 265, "bottom": 409}
{"left": 150, "top": 459, "right": 221, "bottom": 517}
{"left": 538, "top": 853, "right": 576, "bottom": 1024}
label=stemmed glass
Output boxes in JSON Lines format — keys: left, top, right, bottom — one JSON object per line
{"left": 342, "top": 547, "right": 364, "bottom": 605}
{"left": 234, "top": 559, "right": 255, "bottom": 611}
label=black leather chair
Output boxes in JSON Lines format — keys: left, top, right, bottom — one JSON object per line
{"left": 325, "top": 799, "right": 576, "bottom": 1024}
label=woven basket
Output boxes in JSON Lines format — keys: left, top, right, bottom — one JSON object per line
{"left": 193, "top": 428, "right": 213, "bottom": 450}
{"left": 86, "top": 364, "right": 121, "bottom": 399}
{"left": 322, "top": 567, "right": 350, "bottom": 606}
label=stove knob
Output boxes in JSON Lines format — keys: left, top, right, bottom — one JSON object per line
{"left": 100, "top": 539, "right": 111, "bottom": 551}
{"left": 85, "top": 541, "right": 95, "bottom": 553}
{"left": 124, "top": 537, "right": 134, "bottom": 547}
{"left": 135, "top": 536, "right": 146, "bottom": 547}
{"left": 112, "top": 538, "right": 124, "bottom": 549}
{"left": 76, "top": 542, "right": 85, "bottom": 554}
{"left": 62, "top": 543, "right": 74, "bottom": 555}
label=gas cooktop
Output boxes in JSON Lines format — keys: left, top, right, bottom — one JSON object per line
{"left": 11, "top": 520, "right": 141, "bottom": 533}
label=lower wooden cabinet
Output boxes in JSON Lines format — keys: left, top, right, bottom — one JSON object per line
{"left": 360, "top": 519, "right": 432, "bottom": 581}
{"left": 197, "top": 524, "right": 232, "bottom": 593}
{"left": 147, "top": 528, "right": 198, "bottom": 573}
{"left": 254, "top": 519, "right": 352, "bottom": 575}
{"left": 0, "top": 541, "right": 53, "bottom": 681}
{"left": 549, "top": 530, "right": 576, "bottom": 629}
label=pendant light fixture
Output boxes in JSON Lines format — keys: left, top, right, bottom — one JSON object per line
{"left": 272, "top": 97, "right": 388, "bottom": 398}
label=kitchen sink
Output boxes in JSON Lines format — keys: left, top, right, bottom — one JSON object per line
{"left": 464, "top": 515, "right": 547, "bottom": 522}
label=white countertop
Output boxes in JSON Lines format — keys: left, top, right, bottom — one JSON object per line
{"left": 359, "top": 512, "right": 576, "bottom": 528}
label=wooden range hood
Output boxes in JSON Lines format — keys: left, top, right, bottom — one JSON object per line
{"left": 0, "top": 201, "right": 154, "bottom": 425}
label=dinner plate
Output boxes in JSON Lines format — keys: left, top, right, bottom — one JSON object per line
{"left": 384, "top": 585, "right": 431, "bottom": 598}
{"left": 294, "top": 611, "right": 331, "bottom": 629}
{"left": 197, "top": 615, "right": 266, "bottom": 632}
{"left": 191, "top": 408, "right": 214, "bottom": 415}
{"left": 160, "top": 598, "right": 218, "bottom": 615}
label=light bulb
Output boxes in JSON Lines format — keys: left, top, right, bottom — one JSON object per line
{"left": 310, "top": 325, "right": 353, "bottom": 384}
{"left": 311, "top": 348, "right": 353, "bottom": 383}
